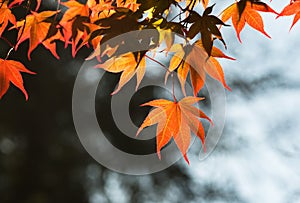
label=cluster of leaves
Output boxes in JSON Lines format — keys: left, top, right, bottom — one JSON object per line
{"left": 0, "top": 0, "right": 299, "bottom": 163}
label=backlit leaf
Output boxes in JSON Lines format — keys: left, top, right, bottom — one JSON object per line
{"left": 95, "top": 52, "right": 146, "bottom": 94}
{"left": 0, "top": 59, "right": 35, "bottom": 100}
{"left": 0, "top": 1, "right": 16, "bottom": 37}
{"left": 137, "top": 97, "right": 211, "bottom": 163}
{"left": 166, "top": 41, "right": 233, "bottom": 96}
{"left": 221, "top": 0, "right": 277, "bottom": 42}
{"left": 12, "top": 11, "right": 59, "bottom": 60}
{"left": 277, "top": 0, "right": 300, "bottom": 30}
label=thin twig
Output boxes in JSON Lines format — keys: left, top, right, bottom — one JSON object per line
{"left": 53, "top": 0, "right": 61, "bottom": 22}
{"left": 169, "top": 11, "right": 184, "bottom": 22}
{"left": 5, "top": 48, "right": 14, "bottom": 60}
{"left": 145, "top": 55, "right": 177, "bottom": 102}
{"left": 0, "top": 36, "right": 14, "bottom": 47}
{"left": 145, "top": 54, "right": 170, "bottom": 73}
{"left": 171, "top": 73, "right": 177, "bottom": 102}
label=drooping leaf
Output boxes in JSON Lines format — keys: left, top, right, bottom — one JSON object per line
{"left": 277, "top": 0, "right": 300, "bottom": 30}
{"left": 95, "top": 52, "right": 146, "bottom": 94}
{"left": 60, "top": 0, "right": 92, "bottom": 56}
{"left": 152, "top": 19, "right": 175, "bottom": 53}
{"left": 221, "top": 0, "right": 277, "bottom": 42}
{"left": 0, "top": 1, "right": 16, "bottom": 37}
{"left": 89, "top": 1, "right": 114, "bottom": 23}
{"left": 0, "top": 58, "right": 35, "bottom": 100}
{"left": 186, "top": 5, "right": 227, "bottom": 56}
{"left": 12, "top": 10, "right": 60, "bottom": 60}
{"left": 166, "top": 41, "right": 233, "bottom": 96}
{"left": 137, "top": 96, "right": 212, "bottom": 163}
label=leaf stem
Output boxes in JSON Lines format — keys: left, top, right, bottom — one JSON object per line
{"left": 145, "top": 54, "right": 170, "bottom": 73}
{"left": 171, "top": 73, "right": 177, "bottom": 102}
{"left": 5, "top": 48, "right": 14, "bottom": 60}
{"left": 145, "top": 54, "right": 177, "bottom": 102}
{"left": 53, "top": 0, "right": 61, "bottom": 22}
{"left": 169, "top": 11, "right": 184, "bottom": 22}
{"left": 16, "top": 0, "right": 31, "bottom": 43}
{"left": 0, "top": 36, "right": 14, "bottom": 47}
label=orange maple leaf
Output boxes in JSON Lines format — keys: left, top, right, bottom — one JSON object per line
{"left": 95, "top": 52, "right": 146, "bottom": 94}
{"left": 277, "top": 0, "right": 300, "bottom": 30}
{"left": 89, "top": 0, "right": 114, "bottom": 23}
{"left": 60, "top": 0, "right": 112, "bottom": 57}
{"left": 137, "top": 97, "right": 212, "bottom": 163}
{"left": 166, "top": 41, "right": 234, "bottom": 96}
{"left": 221, "top": 0, "right": 277, "bottom": 42}
{"left": 60, "top": 0, "right": 90, "bottom": 56}
{"left": 0, "top": 59, "right": 35, "bottom": 100}
{"left": 0, "top": 1, "right": 16, "bottom": 37}
{"left": 12, "top": 10, "right": 60, "bottom": 60}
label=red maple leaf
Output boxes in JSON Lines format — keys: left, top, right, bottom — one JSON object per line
{"left": 0, "top": 1, "right": 16, "bottom": 37}
{"left": 12, "top": 10, "right": 60, "bottom": 60}
{"left": 0, "top": 59, "right": 35, "bottom": 100}
{"left": 277, "top": 0, "right": 300, "bottom": 30}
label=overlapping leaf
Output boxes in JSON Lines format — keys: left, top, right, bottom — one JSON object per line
{"left": 186, "top": 4, "right": 227, "bottom": 56}
{"left": 0, "top": 1, "right": 16, "bottom": 37}
{"left": 59, "top": 0, "right": 112, "bottom": 56}
{"left": 60, "top": 0, "right": 90, "bottom": 57}
{"left": 221, "top": 0, "right": 277, "bottom": 42}
{"left": 277, "top": 0, "right": 300, "bottom": 30}
{"left": 0, "top": 59, "right": 35, "bottom": 100}
{"left": 152, "top": 19, "right": 177, "bottom": 53}
{"left": 12, "top": 10, "right": 61, "bottom": 59}
{"left": 166, "top": 40, "right": 233, "bottom": 96}
{"left": 96, "top": 52, "right": 146, "bottom": 94}
{"left": 137, "top": 97, "right": 212, "bottom": 163}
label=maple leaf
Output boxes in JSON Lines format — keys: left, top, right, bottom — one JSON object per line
{"left": 221, "top": 0, "right": 277, "bottom": 42}
{"left": 12, "top": 10, "right": 60, "bottom": 60}
{"left": 60, "top": 0, "right": 90, "bottom": 56}
{"left": 89, "top": 1, "right": 114, "bottom": 23}
{"left": 95, "top": 52, "right": 146, "bottom": 94}
{"left": 0, "top": 1, "right": 16, "bottom": 37}
{"left": 277, "top": 0, "right": 300, "bottom": 30}
{"left": 80, "top": 23, "right": 104, "bottom": 54}
{"left": 0, "top": 59, "right": 35, "bottom": 100}
{"left": 186, "top": 4, "right": 227, "bottom": 56}
{"left": 60, "top": 0, "right": 113, "bottom": 57}
{"left": 152, "top": 19, "right": 174, "bottom": 53}
{"left": 137, "top": 97, "right": 212, "bottom": 163}
{"left": 166, "top": 41, "right": 233, "bottom": 96}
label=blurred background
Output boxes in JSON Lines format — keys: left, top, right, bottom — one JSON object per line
{"left": 1, "top": 1, "right": 300, "bottom": 203}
